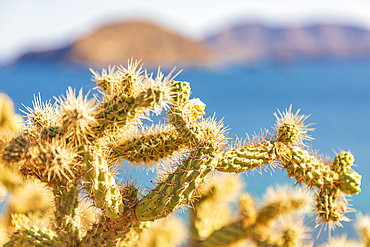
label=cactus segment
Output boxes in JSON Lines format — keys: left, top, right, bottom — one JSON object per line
{"left": 83, "top": 149, "right": 123, "bottom": 219}
{"left": 216, "top": 142, "right": 275, "bottom": 173}
{"left": 316, "top": 187, "right": 343, "bottom": 223}
{"left": 331, "top": 152, "right": 361, "bottom": 194}
{"left": 96, "top": 88, "right": 163, "bottom": 133}
{"left": 171, "top": 81, "right": 191, "bottom": 105}
{"left": 121, "top": 184, "right": 139, "bottom": 208}
{"left": 256, "top": 198, "right": 306, "bottom": 225}
{"left": 4, "top": 227, "right": 58, "bottom": 247}
{"left": 80, "top": 182, "right": 142, "bottom": 246}
{"left": 337, "top": 171, "right": 362, "bottom": 194}
{"left": 80, "top": 219, "right": 118, "bottom": 247}
{"left": 332, "top": 152, "right": 355, "bottom": 174}
{"left": 190, "top": 192, "right": 231, "bottom": 242}
{"left": 110, "top": 125, "right": 187, "bottom": 164}
{"left": 274, "top": 106, "right": 313, "bottom": 147}
{"left": 40, "top": 126, "right": 65, "bottom": 141}
{"left": 239, "top": 194, "right": 257, "bottom": 227}
{"left": 190, "top": 200, "right": 230, "bottom": 241}
{"left": 52, "top": 180, "right": 79, "bottom": 227}
{"left": 171, "top": 97, "right": 206, "bottom": 124}
{"left": 189, "top": 174, "right": 242, "bottom": 242}
{"left": 279, "top": 146, "right": 337, "bottom": 188}
{"left": 51, "top": 179, "right": 80, "bottom": 245}
{"left": 56, "top": 87, "right": 96, "bottom": 147}
{"left": 81, "top": 215, "right": 135, "bottom": 247}
{"left": 91, "top": 61, "right": 143, "bottom": 94}
{"left": 117, "top": 186, "right": 150, "bottom": 247}
{"left": 21, "top": 140, "right": 77, "bottom": 181}
{"left": 9, "top": 214, "right": 31, "bottom": 233}
{"left": 168, "top": 80, "right": 206, "bottom": 145}
{"left": 201, "top": 221, "right": 248, "bottom": 247}
{"left": 251, "top": 225, "right": 283, "bottom": 247}
{"left": 203, "top": 222, "right": 288, "bottom": 247}
{"left": 135, "top": 80, "right": 224, "bottom": 222}
{"left": 136, "top": 148, "right": 216, "bottom": 221}
{"left": 168, "top": 109, "right": 204, "bottom": 146}
{"left": 2, "top": 136, "right": 27, "bottom": 164}
{"left": 277, "top": 123, "right": 300, "bottom": 145}
{"left": 277, "top": 145, "right": 362, "bottom": 224}
{"left": 93, "top": 68, "right": 116, "bottom": 93}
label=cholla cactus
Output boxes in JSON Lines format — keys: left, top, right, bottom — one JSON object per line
{"left": 0, "top": 60, "right": 362, "bottom": 246}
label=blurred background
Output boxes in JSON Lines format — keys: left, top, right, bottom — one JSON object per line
{"left": 0, "top": 0, "right": 369, "bottom": 245}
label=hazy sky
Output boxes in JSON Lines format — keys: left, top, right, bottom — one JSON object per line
{"left": 1, "top": 0, "right": 370, "bottom": 63}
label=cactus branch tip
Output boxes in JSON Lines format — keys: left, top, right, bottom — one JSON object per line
{"left": 274, "top": 105, "right": 315, "bottom": 146}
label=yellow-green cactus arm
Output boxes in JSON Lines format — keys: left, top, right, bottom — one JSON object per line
{"left": 82, "top": 147, "right": 123, "bottom": 219}
{"left": 110, "top": 123, "right": 188, "bottom": 166}
{"left": 168, "top": 80, "right": 206, "bottom": 145}
{"left": 200, "top": 220, "right": 249, "bottom": 247}
{"left": 80, "top": 216, "right": 133, "bottom": 247}
{"left": 4, "top": 227, "right": 58, "bottom": 247}
{"left": 2, "top": 136, "right": 28, "bottom": 165}
{"left": 95, "top": 88, "right": 164, "bottom": 134}
{"left": 135, "top": 80, "right": 224, "bottom": 222}
{"left": 51, "top": 179, "right": 80, "bottom": 245}
{"left": 135, "top": 147, "right": 217, "bottom": 221}
{"left": 215, "top": 142, "right": 276, "bottom": 173}
{"left": 189, "top": 174, "right": 241, "bottom": 242}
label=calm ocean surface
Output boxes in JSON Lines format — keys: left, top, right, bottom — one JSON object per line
{"left": 1, "top": 60, "right": 369, "bottom": 244}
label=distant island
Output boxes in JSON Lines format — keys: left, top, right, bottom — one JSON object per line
{"left": 16, "top": 21, "right": 370, "bottom": 67}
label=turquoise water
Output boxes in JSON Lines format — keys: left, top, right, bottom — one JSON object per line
{"left": 1, "top": 60, "right": 370, "bottom": 245}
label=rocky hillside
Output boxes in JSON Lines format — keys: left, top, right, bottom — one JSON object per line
{"left": 203, "top": 23, "right": 370, "bottom": 63}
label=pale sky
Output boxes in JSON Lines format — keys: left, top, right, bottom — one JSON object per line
{"left": 1, "top": 0, "right": 370, "bottom": 64}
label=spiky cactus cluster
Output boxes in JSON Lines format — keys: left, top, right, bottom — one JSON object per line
{"left": 195, "top": 183, "right": 314, "bottom": 247}
{"left": 0, "top": 61, "right": 362, "bottom": 246}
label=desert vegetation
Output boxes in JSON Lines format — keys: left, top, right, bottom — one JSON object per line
{"left": 0, "top": 61, "right": 367, "bottom": 246}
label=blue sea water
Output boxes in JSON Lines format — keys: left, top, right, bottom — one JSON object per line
{"left": 0, "top": 60, "right": 369, "bottom": 245}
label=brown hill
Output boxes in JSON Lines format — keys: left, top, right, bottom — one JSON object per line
{"left": 69, "top": 21, "right": 217, "bottom": 67}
